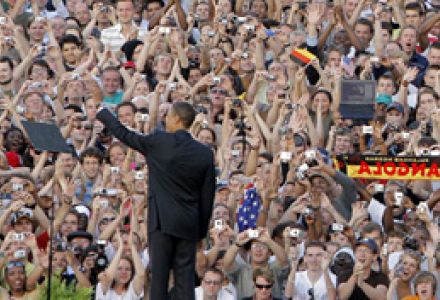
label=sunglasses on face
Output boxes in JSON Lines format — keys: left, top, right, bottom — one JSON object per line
{"left": 210, "top": 88, "right": 227, "bottom": 96}
{"left": 101, "top": 217, "right": 116, "bottom": 224}
{"left": 255, "top": 283, "right": 273, "bottom": 290}
{"left": 6, "top": 261, "right": 25, "bottom": 269}
{"left": 75, "top": 124, "right": 93, "bottom": 130}
{"left": 204, "top": 279, "right": 222, "bottom": 285}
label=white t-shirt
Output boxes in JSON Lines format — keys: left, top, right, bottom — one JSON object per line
{"left": 95, "top": 281, "right": 144, "bottom": 300}
{"left": 291, "top": 270, "right": 337, "bottom": 300}
{"left": 368, "top": 198, "right": 386, "bottom": 228}
{"left": 195, "top": 286, "right": 236, "bottom": 300}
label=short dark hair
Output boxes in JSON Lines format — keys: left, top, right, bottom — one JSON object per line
{"left": 145, "top": 0, "right": 164, "bottom": 9}
{"left": 64, "top": 104, "right": 83, "bottom": 114}
{"left": 387, "top": 230, "right": 405, "bottom": 240}
{"left": 271, "top": 221, "right": 296, "bottom": 239}
{"left": 172, "top": 102, "right": 196, "bottom": 128}
{"left": 305, "top": 240, "right": 326, "bottom": 252}
{"left": 426, "top": 64, "right": 440, "bottom": 72}
{"left": 28, "top": 59, "right": 54, "bottom": 79}
{"left": 377, "top": 72, "right": 398, "bottom": 92}
{"left": 252, "top": 268, "right": 274, "bottom": 283}
{"left": 430, "top": 41, "right": 440, "bottom": 51}
{"left": 59, "top": 34, "right": 82, "bottom": 49}
{"left": 80, "top": 147, "right": 104, "bottom": 164}
{"left": 116, "top": 102, "right": 137, "bottom": 116}
{"left": 355, "top": 18, "right": 374, "bottom": 34}
{"left": 203, "top": 267, "right": 224, "bottom": 280}
{"left": 311, "top": 89, "right": 333, "bottom": 103}
{"left": 361, "top": 222, "right": 383, "bottom": 238}
{"left": 405, "top": 2, "right": 424, "bottom": 15}
{"left": 0, "top": 56, "right": 14, "bottom": 70}
{"left": 418, "top": 137, "right": 437, "bottom": 148}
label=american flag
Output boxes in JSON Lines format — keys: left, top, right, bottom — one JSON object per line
{"left": 237, "top": 186, "right": 261, "bottom": 232}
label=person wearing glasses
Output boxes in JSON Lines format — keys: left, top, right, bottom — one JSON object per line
{"left": 195, "top": 268, "right": 235, "bottom": 300}
{"left": 242, "top": 268, "right": 281, "bottom": 300}
{"left": 284, "top": 241, "right": 337, "bottom": 300}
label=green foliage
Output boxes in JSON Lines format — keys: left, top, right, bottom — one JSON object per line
{"left": 38, "top": 275, "right": 93, "bottom": 300}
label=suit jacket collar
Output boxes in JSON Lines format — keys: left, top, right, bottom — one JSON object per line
{"left": 174, "top": 129, "right": 192, "bottom": 138}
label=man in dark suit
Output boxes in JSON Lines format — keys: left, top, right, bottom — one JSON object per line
{"left": 96, "top": 101, "right": 216, "bottom": 300}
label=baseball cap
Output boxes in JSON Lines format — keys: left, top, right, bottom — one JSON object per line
{"left": 216, "top": 181, "right": 230, "bottom": 192}
{"left": 67, "top": 231, "right": 93, "bottom": 243}
{"left": 12, "top": 208, "right": 33, "bottom": 224}
{"left": 355, "top": 238, "right": 378, "bottom": 254}
{"left": 376, "top": 94, "right": 392, "bottom": 105}
{"left": 83, "top": 245, "right": 99, "bottom": 256}
{"left": 308, "top": 171, "right": 332, "bottom": 185}
{"left": 386, "top": 102, "right": 404, "bottom": 114}
{"left": 123, "top": 61, "right": 136, "bottom": 69}
{"left": 74, "top": 205, "right": 90, "bottom": 219}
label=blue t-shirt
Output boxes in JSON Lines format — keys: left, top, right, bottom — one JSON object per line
{"left": 103, "top": 91, "right": 123, "bottom": 106}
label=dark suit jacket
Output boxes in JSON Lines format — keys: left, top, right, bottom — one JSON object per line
{"left": 97, "top": 109, "right": 216, "bottom": 241}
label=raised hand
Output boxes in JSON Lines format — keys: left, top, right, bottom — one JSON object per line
{"left": 402, "top": 67, "right": 419, "bottom": 83}
{"left": 307, "top": 2, "right": 325, "bottom": 25}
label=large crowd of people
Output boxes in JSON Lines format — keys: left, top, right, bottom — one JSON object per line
{"left": 0, "top": 0, "right": 440, "bottom": 298}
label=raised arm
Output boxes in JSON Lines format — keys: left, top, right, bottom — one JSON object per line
{"left": 348, "top": 0, "right": 366, "bottom": 26}
{"left": 130, "top": 219, "right": 146, "bottom": 295}
{"left": 96, "top": 108, "right": 153, "bottom": 154}
{"left": 174, "top": 0, "right": 188, "bottom": 30}
{"left": 148, "top": 0, "right": 175, "bottom": 30}
{"left": 335, "top": 5, "right": 364, "bottom": 51}
{"left": 259, "top": 228, "right": 288, "bottom": 267}
{"left": 373, "top": 7, "right": 385, "bottom": 59}
{"left": 99, "top": 230, "right": 123, "bottom": 294}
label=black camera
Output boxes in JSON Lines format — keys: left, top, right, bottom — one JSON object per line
{"left": 421, "top": 121, "right": 433, "bottom": 137}
{"left": 232, "top": 98, "right": 242, "bottom": 107}
{"left": 403, "top": 235, "right": 419, "bottom": 251}
{"left": 304, "top": 150, "right": 319, "bottom": 167}
{"left": 195, "top": 105, "right": 208, "bottom": 115}
{"left": 95, "top": 241, "right": 108, "bottom": 273}
{"left": 68, "top": 245, "right": 84, "bottom": 257}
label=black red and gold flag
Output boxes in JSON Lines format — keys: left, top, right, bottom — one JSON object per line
{"left": 335, "top": 155, "right": 440, "bottom": 180}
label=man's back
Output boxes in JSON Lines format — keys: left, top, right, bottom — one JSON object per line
{"left": 96, "top": 108, "right": 215, "bottom": 241}
{"left": 146, "top": 129, "right": 215, "bottom": 240}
